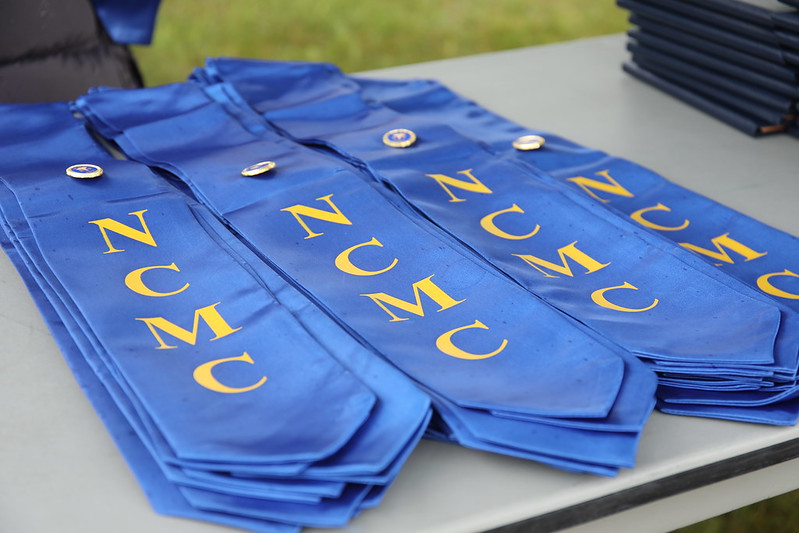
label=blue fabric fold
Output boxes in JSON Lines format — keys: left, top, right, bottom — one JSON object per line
{"left": 76, "top": 81, "right": 656, "bottom": 475}
{"left": 194, "top": 58, "right": 799, "bottom": 426}
{"left": 0, "top": 101, "right": 431, "bottom": 529}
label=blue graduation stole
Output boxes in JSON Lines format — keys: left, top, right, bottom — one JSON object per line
{"left": 76, "top": 81, "right": 657, "bottom": 475}
{"left": 0, "top": 112, "right": 378, "bottom": 467}
{"left": 345, "top": 73, "right": 799, "bottom": 423}
{"left": 0, "top": 101, "right": 432, "bottom": 529}
{"left": 349, "top": 75, "right": 799, "bottom": 313}
{"left": 0, "top": 221, "right": 303, "bottom": 533}
{"left": 193, "top": 58, "right": 799, "bottom": 426}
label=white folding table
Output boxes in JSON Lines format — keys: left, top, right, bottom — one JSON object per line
{"left": 3, "top": 34, "right": 799, "bottom": 533}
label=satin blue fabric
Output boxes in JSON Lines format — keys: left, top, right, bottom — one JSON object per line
{"left": 195, "top": 58, "right": 799, "bottom": 425}
{"left": 193, "top": 59, "right": 783, "bottom": 359}
{"left": 0, "top": 102, "right": 432, "bottom": 528}
{"left": 348, "top": 75, "right": 799, "bottom": 312}
{"left": 345, "top": 74, "right": 799, "bottom": 424}
{"left": 0, "top": 119, "right": 377, "bottom": 466}
{"left": 91, "top": 0, "right": 161, "bottom": 45}
{"left": 76, "top": 82, "right": 657, "bottom": 475}
{"left": 75, "top": 83, "right": 630, "bottom": 418}
{"left": 0, "top": 224, "right": 301, "bottom": 533}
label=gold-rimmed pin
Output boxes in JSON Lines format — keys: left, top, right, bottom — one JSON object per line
{"left": 241, "top": 160, "right": 277, "bottom": 177}
{"left": 511, "top": 134, "right": 546, "bottom": 151}
{"left": 66, "top": 164, "right": 104, "bottom": 179}
{"left": 382, "top": 128, "right": 417, "bottom": 148}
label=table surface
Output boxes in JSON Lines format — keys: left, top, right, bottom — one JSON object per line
{"left": 3, "top": 33, "right": 799, "bottom": 533}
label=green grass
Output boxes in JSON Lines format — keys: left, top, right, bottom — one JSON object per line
{"left": 674, "top": 488, "right": 799, "bottom": 533}
{"left": 133, "top": 0, "right": 629, "bottom": 86}
{"left": 132, "top": 2, "right": 799, "bottom": 531}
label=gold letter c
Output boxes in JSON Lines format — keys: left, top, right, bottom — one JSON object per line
{"left": 334, "top": 237, "right": 399, "bottom": 276}
{"left": 193, "top": 352, "right": 267, "bottom": 393}
{"left": 436, "top": 320, "right": 508, "bottom": 360}
{"left": 124, "top": 263, "right": 190, "bottom": 297}
{"left": 629, "top": 203, "right": 690, "bottom": 232}
{"left": 591, "top": 282, "right": 659, "bottom": 313}
{"left": 757, "top": 269, "right": 799, "bottom": 300}
{"left": 479, "top": 204, "right": 540, "bottom": 240}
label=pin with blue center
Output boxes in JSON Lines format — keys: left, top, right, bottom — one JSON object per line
{"left": 66, "top": 164, "right": 103, "bottom": 179}
{"left": 382, "top": 128, "right": 417, "bottom": 148}
{"left": 512, "top": 134, "right": 546, "bottom": 151}
{"left": 241, "top": 160, "right": 276, "bottom": 177}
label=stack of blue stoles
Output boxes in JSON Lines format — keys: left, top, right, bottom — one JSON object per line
{"left": 2, "top": 58, "right": 799, "bottom": 532}
{"left": 617, "top": 0, "right": 799, "bottom": 137}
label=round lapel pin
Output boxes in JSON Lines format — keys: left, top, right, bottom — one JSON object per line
{"left": 241, "top": 160, "right": 277, "bottom": 177}
{"left": 512, "top": 134, "right": 546, "bottom": 151}
{"left": 382, "top": 128, "right": 417, "bottom": 148}
{"left": 66, "top": 164, "right": 103, "bottom": 179}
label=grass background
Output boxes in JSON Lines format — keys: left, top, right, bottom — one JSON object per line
{"left": 133, "top": 1, "right": 798, "bottom": 531}
{"left": 133, "top": 0, "right": 630, "bottom": 85}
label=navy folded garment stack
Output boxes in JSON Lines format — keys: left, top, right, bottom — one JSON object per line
{"left": 617, "top": 0, "right": 799, "bottom": 137}
{"left": 0, "top": 102, "right": 433, "bottom": 532}
{"left": 195, "top": 57, "right": 799, "bottom": 426}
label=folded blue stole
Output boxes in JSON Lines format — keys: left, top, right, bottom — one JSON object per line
{"left": 205, "top": 59, "right": 799, "bottom": 316}
{"left": 345, "top": 73, "right": 799, "bottom": 420}
{"left": 345, "top": 70, "right": 799, "bottom": 420}
{"left": 76, "top": 82, "right": 656, "bottom": 475}
{"left": 0, "top": 102, "right": 434, "bottom": 528}
{"left": 194, "top": 59, "right": 799, "bottom": 425}
{"left": 0, "top": 106, "right": 377, "bottom": 466}
{"left": 0, "top": 222, "right": 301, "bottom": 533}
{"left": 193, "top": 60, "right": 784, "bottom": 365}
{"left": 350, "top": 75, "right": 799, "bottom": 312}
{"left": 91, "top": 0, "right": 162, "bottom": 44}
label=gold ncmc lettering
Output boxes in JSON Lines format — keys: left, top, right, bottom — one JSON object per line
{"left": 89, "top": 209, "right": 157, "bottom": 254}
{"left": 280, "top": 194, "right": 352, "bottom": 239}
{"left": 480, "top": 204, "right": 540, "bottom": 240}
{"left": 124, "top": 263, "right": 190, "bottom": 297}
{"left": 435, "top": 320, "right": 508, "bottom": 360}
{"left": 136, "top": 302, "right": 242, "bottom": 349}
{"left": 629, "top": 203, "right": 690, "bottom": 232}
{"left": 591, "top": 282, "right": 659, "bottom": 313}
{"left": 566, "top": 169, "right": 634, "bottom": 203}
{"left": 193, "top": 352, "right": 267, "bottom": 393}
{"left": 426, "top": 168, "right": 493, "bottom": 203}
{"left": 361, "top": 274, "right": 465, "bottom": 322}
{"left": 334, "top": 237, "right": 399, "bottom": 276}
{"left": 513, "top": 241, "right": 610, "bottom": 278}
{"left": 679, "top": 233, "right": 767, "bottom": 266}
{"left": 757, "top": 269, "right": 799, "bottom": 300}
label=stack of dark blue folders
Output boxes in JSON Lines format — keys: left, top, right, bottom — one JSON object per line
{"left": 193, "top": 58, "right": 799, "bottom": 427}
{"left": 617, "top": 0, "right": 799, "bottom": 137}
{"left": 774, "top": 0, "right": 799, "bottom": 136}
